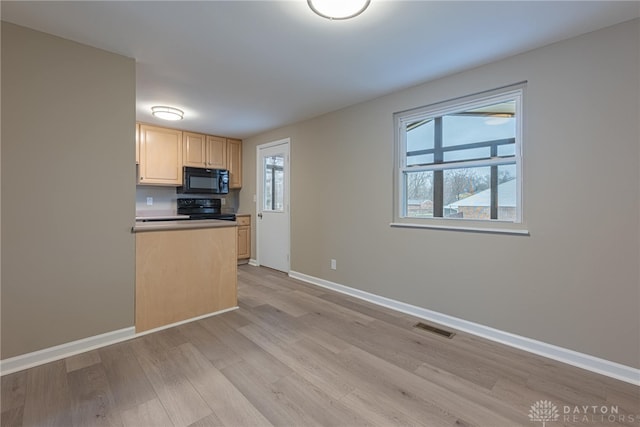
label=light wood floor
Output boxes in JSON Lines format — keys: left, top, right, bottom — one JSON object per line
{"left": 2, "top": 265, "right": 638, "bottom": 427}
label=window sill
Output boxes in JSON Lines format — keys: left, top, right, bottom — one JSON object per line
{"left": 390, "top": 222, "right": 530, "bottom": 236}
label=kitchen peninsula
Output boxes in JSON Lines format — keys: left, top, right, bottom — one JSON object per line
{"left": 133, "top": 219, "right": 237, "bottom": 332}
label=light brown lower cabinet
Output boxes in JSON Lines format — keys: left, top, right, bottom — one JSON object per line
{"left": 236, "top": 214, "right": 251, "bottom": 263}
{"left": 135, "top": 226, "right": 237, "bottom": 332}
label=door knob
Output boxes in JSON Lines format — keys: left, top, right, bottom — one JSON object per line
{"left": 257, "top": 213, "right": 263, "bottom": 218}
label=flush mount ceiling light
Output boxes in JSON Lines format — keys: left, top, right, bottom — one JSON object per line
{"left": 151, "top": 106, "right": 184, "bottom": 121}
{"left": 308, "top": 0, "right": 371, "bottom": 20}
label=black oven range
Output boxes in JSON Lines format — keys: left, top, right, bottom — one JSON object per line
{"left": 177, "top": 198, "right": 236, "bottom": 221}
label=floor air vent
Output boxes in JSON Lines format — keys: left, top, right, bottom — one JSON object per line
{"left": 414, "top": 322, "right": 455, "bottom": 339}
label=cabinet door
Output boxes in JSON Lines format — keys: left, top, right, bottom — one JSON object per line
{"left": 237, "top": 226, "right": 250, "bottom": 260}
{"left": 207, "top": 136, "right": 227, "bottom": 169}
{"left": 227, "top": 138, "right": 242, "bottom": 189}
{"left": 183, "top": 132, "right": 207, "bottom": 167}
{"left": 236, "top": 215, "right": 251, "bottom": 260}
{"left": 139, "top": 124, "right": 183, "bottom": 185}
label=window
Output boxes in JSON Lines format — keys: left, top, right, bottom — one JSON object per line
{"left": 263, "top": 154, "right": 285, "bottom": 211}
{"left": 394, "top": 85, "right": 524, "bottom": 229}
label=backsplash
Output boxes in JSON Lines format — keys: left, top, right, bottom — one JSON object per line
{"left": 135, "top": 186, "right": 239, "bottom": 213}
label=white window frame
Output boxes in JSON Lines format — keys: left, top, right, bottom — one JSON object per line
{"left": 392, "top": 84, "right": 528, "bottom": 235}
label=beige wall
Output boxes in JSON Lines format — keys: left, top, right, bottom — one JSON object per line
{"left": 242, "top": 19, "right": 640, "bottom": 368}
{"left": 1, "top": 23, "right": 136, "bottom": 358}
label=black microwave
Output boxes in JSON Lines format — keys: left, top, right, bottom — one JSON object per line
{"left": 177, "top": 167, "right": 229, "bottom": 194}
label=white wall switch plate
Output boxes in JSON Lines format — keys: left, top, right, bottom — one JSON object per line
{"left": 146, "top": 197, "right": 153, "bottom": 206}
{"left": 330, "top": 259, "right": 337, "bottom": 270}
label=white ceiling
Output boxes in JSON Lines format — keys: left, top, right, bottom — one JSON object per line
{"left": 3, "top": 1, "right": 639, "bottom": 139}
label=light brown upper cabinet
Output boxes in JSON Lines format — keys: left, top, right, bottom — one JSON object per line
{"left": 227, "top": 138, "right": 242, "bottom": 189}
{"left": 207, "top": 136, "right": 228, "bottom": 169}
{"left": 138, "top": 124, "right": 183, "bottom": 186}
{"left": 183, "top": 133, "right": 227, "bottom": 169}
{"left": 182, "top": 131, "right": 206, "bottom": 167}
{"left": 136, "top": 123, "right": 240, "bottom": 188}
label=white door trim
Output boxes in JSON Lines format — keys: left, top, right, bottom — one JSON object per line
{"left": 256, "top": 138, "right": 291, "bottom": 271}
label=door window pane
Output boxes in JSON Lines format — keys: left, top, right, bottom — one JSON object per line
{"left": 263, "top": 155, "right": 284, "bottom": 211}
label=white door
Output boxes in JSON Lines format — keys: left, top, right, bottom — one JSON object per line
{"left": 257, "top": 139, "right": 290, "bottom": 272}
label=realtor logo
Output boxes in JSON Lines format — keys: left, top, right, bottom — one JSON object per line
{"left": 529, "top": 400, "right": 559, "bottom": 426}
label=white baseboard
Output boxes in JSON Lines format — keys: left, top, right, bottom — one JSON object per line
{"left": 289, "top": 270, "right": 640, "bottom": 386}
{"left": 133, "top": 306, "right": 238, "bottom": 338}
{"left": 0, "top": 306, "right": 239, "bottom": 376}
{"left": 248, "top": 258, "right": 259, "bottom": 267}
{"left": 0, "top": 327, "right": 135, "bottom": 376}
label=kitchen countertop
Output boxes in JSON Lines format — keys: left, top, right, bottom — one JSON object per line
{"left": 132, "top": 219, "right": 237, "bottom": 233}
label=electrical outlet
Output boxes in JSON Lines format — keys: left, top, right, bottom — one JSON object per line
{"left": 330, "top": 259, "right": 337, "bottom": 270}
{"left": 220, "top": 198, "right": 226, "bottom": 206}
{"left": 146, "top": 197, "right": 153, "bottom": 206}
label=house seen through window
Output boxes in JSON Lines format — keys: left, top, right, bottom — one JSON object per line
{"left": 395, "top": 85, "right": 523, "bottom": 224}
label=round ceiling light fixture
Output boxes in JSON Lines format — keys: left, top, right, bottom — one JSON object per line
{"left": 308, "top": 0, "right": 371, "bottom": 20}
{"left": 151, "top": 106, "right": 184, "bottom": 121}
